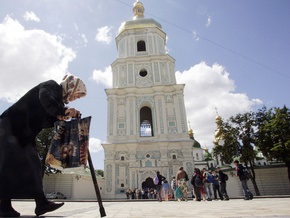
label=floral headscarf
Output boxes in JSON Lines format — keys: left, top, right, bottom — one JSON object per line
{"left": 61, "top": 75, "right": 86, "bottom": 104}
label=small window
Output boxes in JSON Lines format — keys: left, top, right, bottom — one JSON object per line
{"left": 172, "top": 154, "right": 177, "bottom": 160}
{"left": 137, "top": 40, "right": 146, "bottom": 51}
{"left": 139, "top": 70, "right": 147, "bottom": 77}
{"left": 121, "top": 183, "right": 124, "bottom": 187}
{"left": 146, "top": 154, "right": 150, "bottom": 158}
{"left": 169, "top": 121, "right": 176, "bottom": 127}
{"left": 121, "top": 156, "right": 124, "bottom": 161}
{"left": 118, "top": 123, "right": 125, "bottom": 129}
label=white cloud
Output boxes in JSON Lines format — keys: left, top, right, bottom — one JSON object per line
{"left": 0, "top": 16, "right": 76, "bottom": 103}
{"left": 176, "top": 62, "right": 262, "bottom": 149}
{"left": 89, "top": 137, "right": 104, "bottom": 153}
{"left": 192, "top": 31, "right": 200, "bottom": 41}
{"left": 23, "top": 11, "right": 40, "bottom": 22}
{"left": 206, "top": 15, "right": 212, "bottom": 27}
{"left": 91, "top": 66, "right": 112, "bottom": 87}
{"left": 81, "top": 33, "right": 88, "bottom": 47}
{"left": 95, "top": 26, "right": 112, "bottom": 44}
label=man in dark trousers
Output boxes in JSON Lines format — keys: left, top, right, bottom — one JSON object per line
{"left": 234, "top": 160, "right": 253, "bottom": 200}
{"left": 216, "top": 167, "right": 229, "bottom": 200}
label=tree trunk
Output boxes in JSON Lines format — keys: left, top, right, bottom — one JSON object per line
{"left": 249, "top": 160, "right": 260, "bottom": 196}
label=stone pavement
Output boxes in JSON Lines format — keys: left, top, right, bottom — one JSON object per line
{"left": 9, "top": 197, "right": 290, "bottom": 218}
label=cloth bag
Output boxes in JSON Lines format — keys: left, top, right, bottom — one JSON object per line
{"left": 175, "top": 186, "right": 183, "bottom": 199}
{"left": 45, "top": 116, "right": 91, "bottom": 173}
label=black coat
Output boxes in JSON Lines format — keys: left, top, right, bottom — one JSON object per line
{"left": 0, "top": 80, "right": 67, "bottom": 199}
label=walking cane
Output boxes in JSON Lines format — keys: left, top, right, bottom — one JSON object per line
{"left": 87, "top": 150, "right": 106, "bottom": 217}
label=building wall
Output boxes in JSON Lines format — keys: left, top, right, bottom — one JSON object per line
{"left": 43, "top": 174, "right": 105, "bottom": 200}
{"left": 225, "top": 167, "right": 290, "bottom": 198}
{"left": 43, "top": 167, "right": 290, "bottom": 200}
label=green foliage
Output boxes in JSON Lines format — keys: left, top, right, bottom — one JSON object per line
{"left": 36, "top": 127, "right": 55, "bottom": 159}
{"left": 96, "top": 169, "right": 104, "bottom": 177}
{"left": 35, "top": 127, "right": 61, "bottom": 175}
{"left": 213, "top": 112, "right": 257, "bottom": 164}
{"left": 255, "top": 106, "right": 290, "bottom": 163}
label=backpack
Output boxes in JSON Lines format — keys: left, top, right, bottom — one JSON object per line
{"left": 242, "top": 166, "right": 251, "bottom": 180}
{"left": 153, "top": 175, "right": 159, "bottom": 185}
{"left": 194, "top": 175, "right": 203, "bottom": 187}
{"left": 224, "top": 173, "right": 229, "bottom": 181}
{"left": 207, "top": 174, "right": 214, "bottom": 183}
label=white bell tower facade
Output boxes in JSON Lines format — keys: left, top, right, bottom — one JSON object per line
{"left": 102, "top": 1, "right": 194, "bottom": 198}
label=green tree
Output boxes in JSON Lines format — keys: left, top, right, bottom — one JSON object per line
{"left": 36, "top": 127, "right": 61, "bottom": 177}
{"left": 255, "top": 106, "right": 290, "bottom": 182}
{"left": 96, "top": 169, "right": 104, "bottom": 177}
{"left": 213, "top": 112, "right": 260, "bottom": 195}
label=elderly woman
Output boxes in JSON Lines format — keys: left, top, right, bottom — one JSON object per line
{"left": 0, "top": 75, "right": 86, "bottom": 217}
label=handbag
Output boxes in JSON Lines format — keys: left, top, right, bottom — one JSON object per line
{"left": 45, "top": 116, "right": 91, "bottom": 173}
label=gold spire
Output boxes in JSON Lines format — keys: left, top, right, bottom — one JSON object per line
{"left": 133, "top": 0, "right": 145, "bottom": 20}
{"left": 214, "top": 114, "right": 224, "bottom": 145}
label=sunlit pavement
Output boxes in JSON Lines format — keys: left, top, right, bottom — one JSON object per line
{"left": 10, "top": 197, "right": 290, "bottom": 218}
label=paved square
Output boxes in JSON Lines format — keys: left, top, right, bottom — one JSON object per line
{"left": 10, "top": 197, "right": 290, "bottom": 218}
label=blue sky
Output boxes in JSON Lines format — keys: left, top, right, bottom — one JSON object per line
{"left": 0, "top": 0, "right": 289, "bottom": 170}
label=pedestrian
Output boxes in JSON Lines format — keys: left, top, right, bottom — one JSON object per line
{"left": 234, "top": 160, "right": 253, "bottom": 200}
{"left": 212, "top": 170, "right": 223, "bottom": 200}
{"left": 216, "top": 167, "right": 230, "bottom": 200}
{"left": 170, "top": 176, "right": 177, "bottom": 200}
{"left": 162, "top": 179, "right": 170, "bottom": 201}
{"left": 154, "top": 171, "right": 165, "bottom": 202}
{"left": 0, "top": 75, "right": 86, "bottom": 217}
{"left": 191, "top": 168, "right": 203, "bottom": 201}
{"left": 202, "top": 168, "right": 213, "bottom": 201}
{"left": 176, "top": 166, "right": 189, "bottom": 201}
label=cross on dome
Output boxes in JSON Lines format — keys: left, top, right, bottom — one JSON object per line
{"left": 133, "top": 0, "right": 145, "bottom": 19}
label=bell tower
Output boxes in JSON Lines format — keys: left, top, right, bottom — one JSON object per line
{"left": 102, "top": 1, "right": 194, "bottom": 198}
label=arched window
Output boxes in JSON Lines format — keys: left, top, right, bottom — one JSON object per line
{"left": 137, "top": 40, "right": 146, "bottom": 52}
{"left": 172, "top": 154, "right": 177, "bottom": 160}
{"left": 140, "top": 106, "right": 154, "bottom": 137}
{"left": 121, "top": 156, "right": 124, "bottom": 161}
{"left": 121, "top": 183, "right": 124, "bottom": 187}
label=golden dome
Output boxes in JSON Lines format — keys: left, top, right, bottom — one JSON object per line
{"left": 118, "top": 1, "right": 162, "bottom": 34}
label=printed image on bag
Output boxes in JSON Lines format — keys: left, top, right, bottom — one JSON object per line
{"left": 45, "top": 117, "right": 91, "bottom": 173}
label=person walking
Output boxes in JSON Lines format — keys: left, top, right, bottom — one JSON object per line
{"left": 154, "top": 171, "right": 165, "bottom": 202}
{"left": 191, "top": 168, "right": 203, "bottom": 202}
{"left": 212, "top": 170, "right": 223, "bottom": 200}
{"left": 0, "top": 75, "right": 86, "bottom": 217}
{"left": 171, "top": 176, "right": 177, "bottom": 200}
{"left": 162, "top": 179, "right": 170, "bottom": 201}
{"left": 234, "top": 160, "right": 253, "bottom": 200}
{"left": 176, "top": 166, "right": 189, "bottom": 201}
{"left": 216, "top": 167, "right": 230, "bottom": 201}
{"left": 202, "top": 168, "right": 213, "bottom": 201}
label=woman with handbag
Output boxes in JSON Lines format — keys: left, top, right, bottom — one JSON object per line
{"left": 0, "top": 75, "right": 86, "bottom": 217}
{"left": 176, "top": 166, "right": 189, "bottom": 201}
